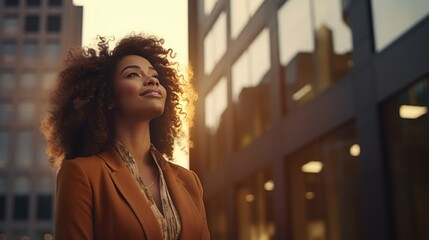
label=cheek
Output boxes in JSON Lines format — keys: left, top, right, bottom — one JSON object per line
{"left": 114, "top": 83, "right": 139, "bottom": 100}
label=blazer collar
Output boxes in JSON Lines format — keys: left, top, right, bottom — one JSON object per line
{"left": 153, "top": 149, "right": 204, "bottom": 239}
{"left": 97, "top": 145, "right": 203, "bottom": 239}
{"left": 96, "top": 146, "right": 162, "bottom": 239}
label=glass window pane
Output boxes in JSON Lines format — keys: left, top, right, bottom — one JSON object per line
{"left": 204, "top": 12, "right": 227, "bottom": 75}
{"left": 371, "top": 1, "right": 429, "bottom": 51}
{"left": 36, "top": 177, "right": 53, "bottom": 220}
{"left": 286, "top": 122, "right": 363, "bottom": 240}
{"left": 2, "top": 41, "right": 17, "bottom": 62}
{"left": 232, "top": 28, "right": 270, "bottom": 102}
{"left": 278, "top": 0, "right": 353, "bottom": 111}
{"left": 4, "top": 0, "right": 19, "bottom": 7}
{"left": 45, "top": 41, "right": 61, "bottom": 61}
{"left": 20, "top": 72, "right": 37, "bottom": 90}
{"left": 24, "top": 41, "right": 38, "bottom": 60}
{"left": 2, "top": 15, "right": 19, "bottom": 35}
{"left": 17, "top": 102, "right": 36, "bottom": 124}
{"left": 42, "top": 71, "right": 56, "bottom": 90}
{"left": 204, "top": 0, "right": 219, "bottom": 15}
{"left": 231, "top": 0, "right": 265, "bottom": 38}
{"left": 26, "top": 0, "right": 40, "bottom": 7}
{"left": 13, "top": 177, "right": 30, "bottom": 220}
{"left": 0, "top": 132, "right": 10, "bottom": 168}
{"left": 25, "top": 15, "right": 40, "bottom": 32}
{"left": 0, "top": 103, "right": 13, "bottom": 125}
{"left": 381, "top": 77, "right": 429, "bottom": 240}
{"left": 232, "top": 28, "right": 271, "bottom": 149}
{"left": 277, "top": 0, "right": 314, "bottom": 66}
{"left": 313, "top": 0, "right": 352, "bottom": 55}
{"left": 16, "top": 131, "right": 33, "bottom": 168}
{"left": 235, "top": 168, "right": 276, "bottom": 239}
{"left": 205, "top": 77, "right": 228, "bottom": 131}
{"left": 47, "top": 15, "right": 61, "bottom": 32}
{"left": 204, "top": 77, "right": 228, "bottom": 170}
{"left": 48, "top": 0, "right": 62, "bottom": 6}
{"left": 0, "top": 72, "right": 15, "bottom": 93}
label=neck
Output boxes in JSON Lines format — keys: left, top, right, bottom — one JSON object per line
{"left": 114, "top": 118, "right": 152, "bottom": 166}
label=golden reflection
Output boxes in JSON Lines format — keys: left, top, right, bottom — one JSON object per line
{"left": 292, "top": 84, "right": 313, "bottom": 101}
{"left": 264, "top": 180, "right": 275, "bottom": 191}
{"left": 399, "top": 105, "right": 428, "bottom": 119}
{"left": 301, "top": 161, "right": 323, "bottom": 173}
{"left": 305, "top": 191, "right": 315, "bottom": 200}
{"left": 349, "top": 144, "right": 360, "bottom": 157}
{"left": 244, "top": 193, "right": 255, "bottom": 203}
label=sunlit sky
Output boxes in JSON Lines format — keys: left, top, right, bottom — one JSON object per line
{"left": 72, "top": 0, "right": 190, "bottom": 168}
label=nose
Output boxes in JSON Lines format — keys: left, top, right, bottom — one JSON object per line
{"left": 145, "top": 76, "right": 160, "bottom": 87}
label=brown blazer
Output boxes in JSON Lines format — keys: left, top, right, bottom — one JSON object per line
{"left": 55, "top": 146, "right": 210, "bottom": 240}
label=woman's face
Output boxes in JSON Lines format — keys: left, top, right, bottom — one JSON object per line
{"left": 112, "top": 55, "right": 167, "bottom": 121}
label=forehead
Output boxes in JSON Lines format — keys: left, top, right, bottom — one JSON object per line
{"left": 116, "top": 55, "right": 155, "bottom": 72}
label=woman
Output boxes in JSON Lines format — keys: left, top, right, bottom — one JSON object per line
{"left": 41, "top": 34, "right": 210, "bottom": 239}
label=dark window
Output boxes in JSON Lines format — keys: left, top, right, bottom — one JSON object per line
{"left": 25, "top": 15, "right": 40, "bottom": 32}
{"left": 26, "top": 0, "right": 40, "bottom": 7}
{"left": 0, "top": 195, "right": 5, "bottom": 220}
{"left": 286, "top": 122, "right": 363, "bottom": 240}
{"left": 48, "top": 0, "right": 62, "bottom": 6}
{"left": 4, "top": 0, "right": 19, "bottom": 7}
{"left": 36, "top": 194, "right": 52, "bottom": 220}
{"left": 13, "top": 195, "right": 29, "bottom": 220}
{"left": 381, "top": 77, "right": 429, "bottom": 240}
{"left": 47, "top": 15, "right": 61, "bottom": 32}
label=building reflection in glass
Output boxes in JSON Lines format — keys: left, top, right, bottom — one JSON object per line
{"left": 204, "top": 77, "right": 228, "bottom": 170}
{"left": 371, "top": 0, "right": 429, "bottom": 51}
{"left": 235, "top": 169, "right": 275, "bottom": 240}
{"left": 278, "top": 0, "right": 353, "bottom": 112}
{"left": 232, "top": 28, "right": 271, "bottom": 150}
{"left": 381, "top": 77, "right": 429, "bottom": 240}
{"left": 286, "top": 122, "right": 362, "bottom": 240}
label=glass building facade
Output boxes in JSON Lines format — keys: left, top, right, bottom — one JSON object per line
{"left": 188, "top": 0, "right": 429, "bottom": 239}
{"left": 0, "top": 0, "right": 82, "bottom": 238}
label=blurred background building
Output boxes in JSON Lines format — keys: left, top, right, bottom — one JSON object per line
{"left": 188, "top": 0, "right": 429, "bottom": 240}
{"left": 0, "top": 0, "right": 82, "bottom": 239}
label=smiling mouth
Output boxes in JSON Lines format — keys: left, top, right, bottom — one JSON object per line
{"left": 139, "top": 89, "right": 162, "bottom": 98}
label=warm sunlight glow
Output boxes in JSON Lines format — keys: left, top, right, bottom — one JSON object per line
{"left": 349, "top": 144, "right": 360, "bottom": 157}
{"left": 74, "top": 0, "right": 190, "bottom": 168}
{"left": 301, "top": 161, "right": 323, "bottom": 173}
{"left": 399, "top": 105, "right": 428, "bottom": 119}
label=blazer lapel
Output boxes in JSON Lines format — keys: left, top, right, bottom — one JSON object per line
{"left": 97, "top": 147, "right": 162, "bottom": 239}
{"left": 152, "top": 149, "right": 203, "bottom": 239}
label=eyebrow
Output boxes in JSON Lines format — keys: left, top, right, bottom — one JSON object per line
{"left": 120, "top": 65, "right": 157, "bottom": 74}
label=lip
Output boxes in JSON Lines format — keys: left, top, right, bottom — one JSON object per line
{"left": 139, "top": 88, "right": 163, "bottom": 98}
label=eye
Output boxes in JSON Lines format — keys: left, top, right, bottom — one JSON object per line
{"left": 152, "top": 74, "right": 160, "bottom": 79}
{"left": 126, "top": 72, "right": 140, "bottom": 78}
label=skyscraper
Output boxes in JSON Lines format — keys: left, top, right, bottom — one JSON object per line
{"left": 0, "top": 0, "right": 82, "bottom": 238}
{"left": 189, "top": 0, "right": 429, "bottom": 239}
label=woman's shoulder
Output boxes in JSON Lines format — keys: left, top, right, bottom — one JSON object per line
{"left": 60, "top": 154, "right": 106, "bottom": 173}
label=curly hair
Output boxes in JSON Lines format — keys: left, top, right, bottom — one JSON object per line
{"left": 41, "top": 34, "right": 196, "bottom": 168}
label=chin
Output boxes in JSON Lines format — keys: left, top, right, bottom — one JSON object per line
{"left": 142, "top": 106, "right": 165, "bottom": 119}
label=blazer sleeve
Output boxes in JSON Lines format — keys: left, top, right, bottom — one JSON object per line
{"left": 191, "top": 171, "right": 211, "bottom": 239}
{"left": 55, "top": 160, "right": 94, "bottom": 240}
